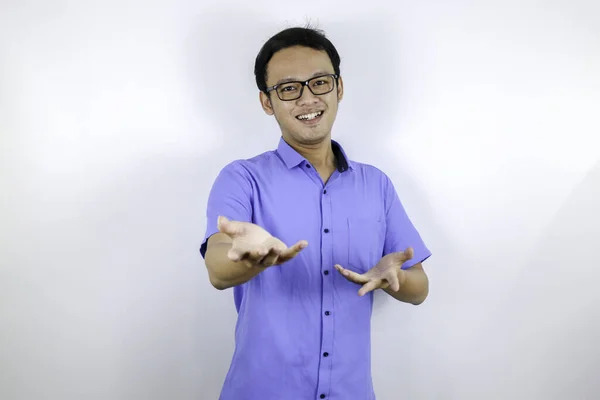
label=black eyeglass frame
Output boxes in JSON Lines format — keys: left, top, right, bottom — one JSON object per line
{"left": 265, "top": 73, "right": 340, "bottom": 101}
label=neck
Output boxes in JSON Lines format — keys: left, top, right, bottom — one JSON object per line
{"left": 283, "top": 134, "right": 336, "bottom": 170}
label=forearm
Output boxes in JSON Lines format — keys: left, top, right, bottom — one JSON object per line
{"left": 384, "top": 266, "right": 429, "bottom": 305}
{"left": 205, "top": 243, "right": 265, "bottom": 290}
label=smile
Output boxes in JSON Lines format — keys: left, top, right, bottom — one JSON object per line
{"left": 296, "top": 111, "right": 323, "bottom": 121}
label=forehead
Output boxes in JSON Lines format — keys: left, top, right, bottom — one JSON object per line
{"left": 266, "top": 46, "right": 334, "bottom": 85}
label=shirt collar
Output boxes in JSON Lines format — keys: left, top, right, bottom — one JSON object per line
{"left": 276, "top": 136, "right": 353, "bottom": 172}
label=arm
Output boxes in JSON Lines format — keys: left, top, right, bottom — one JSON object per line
{"left": 334, "top": 175, "right": 433, "bottom": 301}
{"left": 204, "top": 233, "right": 267, "bottom": 290}
{"left": 200, "top": 164, "right": 307, "bottom": 290}
{"left": 383, "top": 262, "right": 429, "bottom": 305}
{"left": 381, "top": 174, "right": 432, "bottom": 304}
{"left": 200, "top": 162, "right": 255, "bottom": 289}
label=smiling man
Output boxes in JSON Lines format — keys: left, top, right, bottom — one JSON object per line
{"left": 200, "top": 26, "right": 432, "bottom": 400}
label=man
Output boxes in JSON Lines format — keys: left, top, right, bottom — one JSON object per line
{"left": 200, "top": 26, "right": 431, "bottom": 400}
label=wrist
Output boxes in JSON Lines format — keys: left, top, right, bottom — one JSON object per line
{"left": 398, "top": 268, "right": 408, "bottom": 285}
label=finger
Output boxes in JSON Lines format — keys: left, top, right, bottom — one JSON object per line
{"left": 358, "top": 279, "right": 382, "bottom": 297}
{"left": 218, "top": 216, "right": 244, "bottom": 238}
{"left": 227, "top": 246, "right": 247, "bottom": 262}
{"left": 228, "top": 242, "right": 261, "bottom": 263}
{"left": 240, "top": 253, "right": 269, "bottom": 269}
{"left": 387, "top": 270, "right": 401, "bottom": 292}
{"left": 396, "top": 247, "right": 414, "bottom": 263}
{"left": 259, "top": 247, "right": 281, "bottom": 267}
{"left": 278, "top": 240, "right": 308, "bottom": 261}
{"left": 334, "top": 264, "right": 369, "bottom": 284}
{"left": 246, "top": 246, "right": 270, "bottom": 265}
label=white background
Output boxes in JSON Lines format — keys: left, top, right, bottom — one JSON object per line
{"left": 1, "top": 1, "right": 599, "bottom": 399}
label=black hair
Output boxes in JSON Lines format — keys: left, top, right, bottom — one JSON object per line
{"left": 254, "top": 25, "right": 341, "bottom": 93}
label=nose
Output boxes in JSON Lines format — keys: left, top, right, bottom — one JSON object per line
{"left": 297, "top": 84, "right": 319, "bottom": 105}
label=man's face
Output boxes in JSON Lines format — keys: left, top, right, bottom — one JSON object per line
{"left": 260, "top": 46, "right": 344, "bottom": 145}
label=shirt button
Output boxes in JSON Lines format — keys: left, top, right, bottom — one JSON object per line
{"left": 323, "top": 189, "right": 327, "bottom": 194}
{"left": 325, "top": 311, "right": 330, "bottom": 316}
{"left": 306, "top": 164, "right": 311, "bottom": 168}
{"left": 320, "top": 395, "right": 326, "bottom": 399}
{"left": 324, "top": 228, "right": 329, "bottom": 233}
{"left": 324, "top": 270, "right": 329, "bottom": 275}
{"left": 323, "top": 352, "right": 329, "bottom": 357}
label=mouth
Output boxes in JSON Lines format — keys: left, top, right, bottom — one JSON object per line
{"left": 296, "top": 110, "right": 324, "bottom": 124}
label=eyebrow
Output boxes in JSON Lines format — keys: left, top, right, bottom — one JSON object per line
{"left": 275, "top": 70, "right": 331, "bottom": 85}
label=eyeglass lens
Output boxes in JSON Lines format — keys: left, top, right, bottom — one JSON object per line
{"left": 276, "top": 75, "right": 335, "bottom": 100}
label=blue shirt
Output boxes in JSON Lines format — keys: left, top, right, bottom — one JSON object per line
{"left": 200, "top": 137, "right": 431, "bottom": 400}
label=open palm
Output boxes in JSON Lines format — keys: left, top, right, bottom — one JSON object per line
{"left": 335, "top": 247, "right": 414, "bottom": 296}
{"left": 218, "top": 216, "right": 308, "bottom": 268}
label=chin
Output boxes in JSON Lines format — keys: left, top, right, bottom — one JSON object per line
{"left": 293, "top": 129, "right": 329, "bottom": 145}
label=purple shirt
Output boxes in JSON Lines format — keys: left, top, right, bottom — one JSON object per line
{"left": 200, "top": 137, "right": 431, "bottom": 400}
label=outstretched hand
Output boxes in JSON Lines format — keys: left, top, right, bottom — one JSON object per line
{"left": 335, "top": 248, "right": 414, "bottom": 296}
{"left": 217, "top": 216, "right": 308, "bottom": 268}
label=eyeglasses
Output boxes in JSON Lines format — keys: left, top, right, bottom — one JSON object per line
{"left": 266, "top": 74, "right": 339, "bottom": 101}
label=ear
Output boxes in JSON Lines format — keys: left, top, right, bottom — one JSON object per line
{"left": 259, "top": 91, "right": 274, "bottom": 115}
{"left": 336, "top": 75, "right": 344, "bottom": 103}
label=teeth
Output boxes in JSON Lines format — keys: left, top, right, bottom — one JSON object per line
{"left": 297, "top": 111, "right": 322, "bottom": 120}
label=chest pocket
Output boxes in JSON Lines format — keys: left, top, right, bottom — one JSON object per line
{"left": 347, "top": 214, "right": 386, "bottom": 273}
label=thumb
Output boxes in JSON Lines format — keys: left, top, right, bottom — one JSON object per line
{"left": 395, "top": 247, "right": 414, "bottom": 263}
{"left": 217, "top": 216, "right": 244, "bottom": 237}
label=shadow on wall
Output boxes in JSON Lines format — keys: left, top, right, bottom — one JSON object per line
{"left": 485, "top": 159, "right": 600, "bottom": 398}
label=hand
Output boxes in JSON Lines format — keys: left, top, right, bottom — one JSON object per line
{"left": 217, "top": 216, "right": 308, "bottom": 268}
{"left": 335, "top": 247, "right": 414, "bottom": 296}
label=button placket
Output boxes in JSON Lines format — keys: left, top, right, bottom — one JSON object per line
{"left": 316, "top": 184, "right": 334, "bottom": 398}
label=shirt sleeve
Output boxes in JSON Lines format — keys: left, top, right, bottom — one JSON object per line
{"left": 382, "top": 175, "right": 431, "bottom": 269}
{"left": 199, "top": 161, "right": 253, "bottom": 259}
